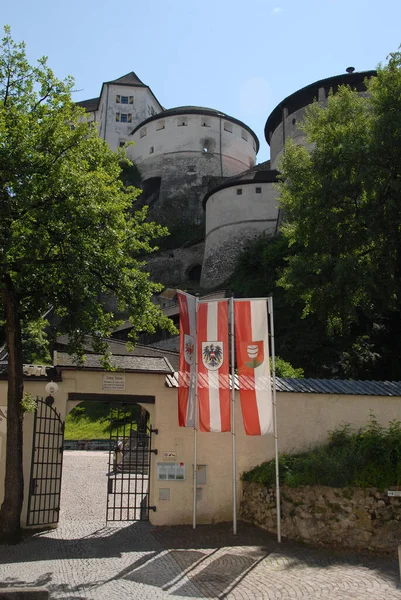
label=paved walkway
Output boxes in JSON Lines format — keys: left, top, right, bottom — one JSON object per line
{"left": 0, "top": 451, "right": 399, "bottom": 599}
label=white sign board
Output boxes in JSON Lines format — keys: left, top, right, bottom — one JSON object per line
{"left": 157, "top": 462, "right": 185, "bottom": 481}
{"left": 163, "top": 451, "right": 177, "bottom": 461}
{"left": 388, "top": 490, "right": 401, "bottom": 497}
{"left": 102, "top": 374, "right": 125, "bottom": 391}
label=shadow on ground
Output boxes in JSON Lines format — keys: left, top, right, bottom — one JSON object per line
{"left": 0, "top": 522, "right": 399, "bottom": 599}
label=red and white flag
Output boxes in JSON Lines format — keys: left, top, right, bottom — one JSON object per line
{"left": 234, "top": 300, "right": 273, "bottom": 435}
{"left": 177, "top": 291, "right": 197, "bottom": 427}
{"left": 197, "top": 301, "right": 230, "bottom": 432}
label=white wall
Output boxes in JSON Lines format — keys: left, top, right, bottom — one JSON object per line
{"left": 201, "top": 182, "right": 279, "bottom": 288}
{"left": 94, "top": 85, "right": 162, "bottom": 152}
{"left": 128, "top": 113, "right": 257, "bottom": 177}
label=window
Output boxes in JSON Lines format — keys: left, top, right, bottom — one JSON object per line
{"left": 140, "top": 127, "right": 147, "bottom": 138}
{"left": 255, "top": 187, "right": 262, "bottom": 194}
{"left": 156, "top": 120, "right": 165, "bottom": 130}
{"left": 201, "top": 119, "right": 210, "bottom": 127}
{"left": 202, "top": 139, "right": 215, "bottom": 153}
{"left": 116, "top": 95, "right": 133, "bottom": 104}
{"left": 178, "top": 117, "right": 188, "bottom": 127}
{"left": 237, "top": 189, "right": 242, "bottom": 195}
{"left": 241, "top": 129, "right": 248, "bottom": 141}
{"left": 149, "top": 146, "right": 154, "bottom": 154}
{"left": 292, "top": 117, "right": 296, "bottom": 125}
{"left": 224, "top": 122, "right": 232, "bottom": 133}
{"left": 117, "top": 113, "right": 132, "bottom": 123}
{"left": 119, "top": 140, "right": 126, "bottom": 148}
{"left": 187, "top": 165, "right": 196, "bottom": 173}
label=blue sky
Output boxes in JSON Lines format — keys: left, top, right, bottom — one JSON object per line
{"left": 3, "top": 0, "right": 400, "bottom": 162}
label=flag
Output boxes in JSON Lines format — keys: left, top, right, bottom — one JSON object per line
{"left": 177, "top": 291, "right": 196, "bottom": 427}
{"left": 197, "top": 300, "right": 230, "bottom": 432}
{"left": 234, "top": 300, "right": 273, "bottom": 435}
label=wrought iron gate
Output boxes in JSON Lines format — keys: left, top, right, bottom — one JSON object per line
{"left": 27, "top": 398, "right": 64, "bottom": 526}
{"left": 106, "top": 403, "right": 157, "bottom": 522}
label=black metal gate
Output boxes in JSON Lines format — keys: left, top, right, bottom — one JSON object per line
{"left": 27, "top": 398, "right": 64, "bottom": 526}
{"left": 106, "top": 403, "right": 157, "bottom": 522}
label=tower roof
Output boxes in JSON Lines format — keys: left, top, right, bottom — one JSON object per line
{"left": 105, "top": 71, "right": 146, "bottom": 87}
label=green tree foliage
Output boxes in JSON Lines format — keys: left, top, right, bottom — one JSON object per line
{"left": 0, "top": 27, "right": 175, "bottom": 539}
{"left": 278, "top": 50, "right": 401, "bottom": 380}
{"left": 242, "top": 414, "right": 401, "bottom": 489}
{"left": 230, "top": 234, "right": 345, "bottom": 377}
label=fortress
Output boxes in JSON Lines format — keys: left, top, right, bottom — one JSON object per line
{"left": 78, "top": 69, "right": 376, "bottom": 291}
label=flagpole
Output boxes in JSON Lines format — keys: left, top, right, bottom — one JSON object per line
{"left": 268, "top": 296, "right": 281, "bottom": 543}
{"left": 230, "top": 296, "right": 237, "bottom": 535}
{"left": 193, "top": 296, "right": 199, "bottom": 529}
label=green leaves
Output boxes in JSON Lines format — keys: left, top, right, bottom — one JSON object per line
{"left": 0, "top": 26, "right": 175, "bottom": 360}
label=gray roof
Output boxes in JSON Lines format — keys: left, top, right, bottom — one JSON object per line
{"left": 165, "top": 372, "right": 401, "bottom": 397}
{"left": 76, "top": 97, "right": 99, "bottom": 112}
{"left": 57, "top": 352, "right": 173, "bottom": 374}
{"left": 105, "top": 72, "right": 146, "bottom": 87}
{"left": 55, "top": 336, "right": 179, "bottom": 371}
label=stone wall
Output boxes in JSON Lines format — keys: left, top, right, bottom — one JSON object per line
{"left": 240, "top": 482, "right": 401, "bottom": 554}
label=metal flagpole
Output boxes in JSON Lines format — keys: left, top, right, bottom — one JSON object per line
{"left": 230, "top": 296, "right": 237, "bottom": 535}
{"left": 268, "top": 296, "right": 281, "bottom": 543}
{"left": 193, "top": 296, "right": 199, "bottom": 529}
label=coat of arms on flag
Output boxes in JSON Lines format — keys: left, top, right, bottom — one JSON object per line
{"left": 202, "top": 342, "right": 224, "bottom": 371}
{"left": 240, "top": 340, "right": 264, "bottom": 370}
{"left": 184, "top": 334, "right": 195, "bottom": 365}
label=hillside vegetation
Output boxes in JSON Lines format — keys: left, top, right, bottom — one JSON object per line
{"left": 242, "top": 414, "right": 401, "bottom": 489}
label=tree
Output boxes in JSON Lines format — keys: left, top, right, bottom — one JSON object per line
{"left": 277, "top": 49, "right": 401, "bottom": 379}
{"left": 0, "top": 27, "right": 175, "bottom": 540}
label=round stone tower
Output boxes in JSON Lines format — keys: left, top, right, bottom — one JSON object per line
{"left": 265, "top": 69, "right": 376, "bottom": 170}
{"left": 201, "top": 166, "right": 279, "bottom": 289}
{"left": 128, "top": 106, "right": 258, "bottom": 241}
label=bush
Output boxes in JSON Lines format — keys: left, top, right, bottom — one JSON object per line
{"left": 241, "top": 414, "right": 401, "bottom": 489}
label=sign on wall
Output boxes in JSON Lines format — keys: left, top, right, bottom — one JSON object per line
{"left": 157, "top": 462, "right": 185, "bottom": 481}
{"left": 162, "top": 451, "right": 177, "bottom": 461}
{"left": 102, "top": 374, "right": 125, "bottom": 391}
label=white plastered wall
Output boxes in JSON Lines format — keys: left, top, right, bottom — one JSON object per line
{"left": 1, "top": 372, "right": 401, "bottom": 528}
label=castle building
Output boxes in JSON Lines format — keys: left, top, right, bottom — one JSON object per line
{"left": 78, "top": 69, "right": 376, "bottom": 291}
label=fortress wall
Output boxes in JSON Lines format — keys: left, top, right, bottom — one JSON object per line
{"left": 201, "top": 182, "right": 279, "bottom": 289}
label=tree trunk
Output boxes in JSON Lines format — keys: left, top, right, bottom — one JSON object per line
{"left": 0, "top": 278, "right": 24, "bottom": 542}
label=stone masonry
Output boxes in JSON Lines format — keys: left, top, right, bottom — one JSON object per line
{"left": 241, "top": 482, "right": 401, "bottom": 554}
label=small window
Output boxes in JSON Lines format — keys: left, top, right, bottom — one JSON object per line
{"left": 224, "top": 122, "right": 233, "bottom": 133}
{"left": 237, "top": 189, "right": 242, "bottom": 195}
{"left": 241, "top": 129, "right": 248, "bottom": 141}
{"left": 119, "top": 140, "right": 126, "bottom": 148}
{"left": 117, "top": 95, "right": 134, "bottom": 104}
{"left": 140, "top": 127, "right": 147, "bottom": 138}
{"left": 119, "top": 113, "right": 132, "bottom": 123}
{"left": 149, "top": 146, "right": 154, "bottom": 154}
{"left": 292, "top": 117, "right": 296, "bottom": 125}
{"left": 201, "top": 119, "right": 210, "bottom": 127}
{"left": 156, "top": 120, "right": 165, "bottom": 130}
{"left": 255, "top": 187, "right": 262, "bottom": 194}
{"left": 187, "top": 165, "right": 196, "bottom": 173}
{"left": 178, "top": 117, "right": 188, "bottom": 127}
{"left": 121, "top": 96, "right": 129, "bottom": 104}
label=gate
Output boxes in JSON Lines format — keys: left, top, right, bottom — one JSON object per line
{"left": 27, "top": 398, "right": 64, "bottom": 526}
{"left": 106, "top": 403, "right": 157, "bottom": 522}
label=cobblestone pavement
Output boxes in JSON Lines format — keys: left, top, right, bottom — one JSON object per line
{"left": 0, "top": 451, "right": 400, "bottom": 599}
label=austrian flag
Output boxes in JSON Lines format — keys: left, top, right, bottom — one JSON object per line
{"left": 177, "top": 291, "right": 197, "bottom": 427}
{"left": 197, "top": 300, "right": 230, "bottom": 432}
{"left": 234, "top": 300, "right": 273, "bottom": 435}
